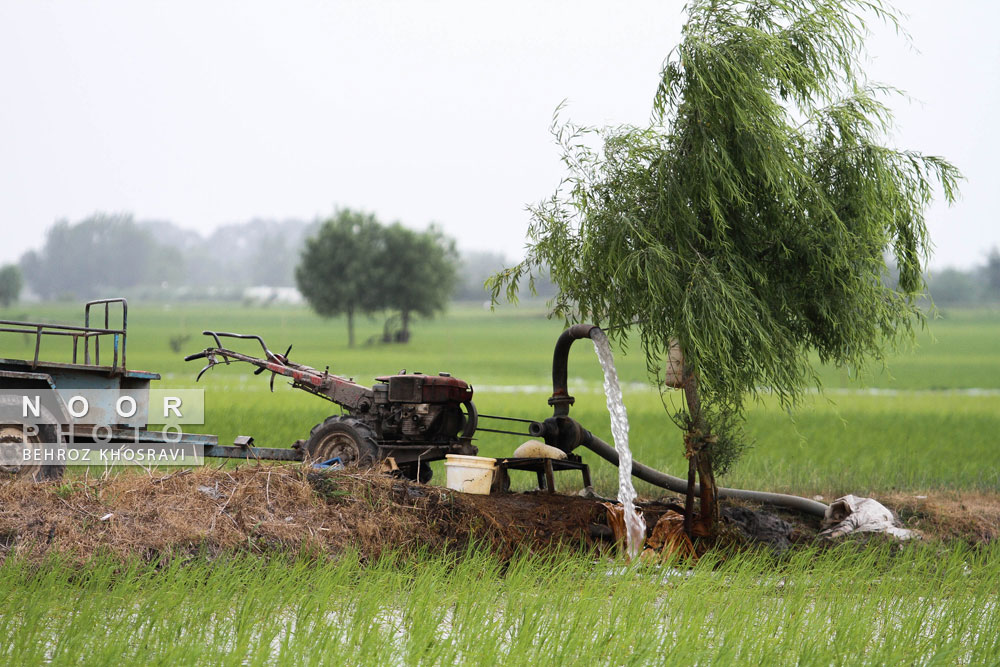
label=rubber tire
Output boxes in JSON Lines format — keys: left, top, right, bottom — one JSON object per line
{"left": 303, "top": 416, "right": 379, "bottom": 469}
{"left": 0, "top": 394, "right": 65, "bottom": 481}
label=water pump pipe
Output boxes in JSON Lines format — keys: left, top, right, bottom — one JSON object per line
{"left": 534, "top": 324, "right": 829, "bottom": 518}
{"left": 547, "top": 323, "right": 600, "bottom": 417}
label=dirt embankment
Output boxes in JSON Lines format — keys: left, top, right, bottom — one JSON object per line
{"left": 0, "top": 466, "right": 995, "bottom": 564}
{"left": 880, "top": 491, "right": 1000, "bottom": 544}
{"left": 0, "top": 467, "right": 606, "bottom": 563}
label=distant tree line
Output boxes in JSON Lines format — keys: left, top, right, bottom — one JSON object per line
{"left": 17, "top": 214, "right": 317, "bottom": 301}
{"left": 14, "top": 213, "right": 543, "bottom": 305}
{"left": 924, "top": 248, "right": 1000, "bottom": 306}
{"left": 20, "top": 216, "right": 184, "bottom": 300}
{"left": 0, "top": 265, "right": 22, "bottom": 307}
{"left": 8, "top": 213, "right": 998, "bottom": 313}
{"left": 875, "top": 249, "right": 1000, "bottom": 307}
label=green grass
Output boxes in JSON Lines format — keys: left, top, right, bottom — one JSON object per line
{"left": 1, "top": 545, "right": 998, "bottom": 665}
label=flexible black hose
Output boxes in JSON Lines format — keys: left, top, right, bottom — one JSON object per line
{"left": 581, "top": 430, "right": 829, "bottom": 518}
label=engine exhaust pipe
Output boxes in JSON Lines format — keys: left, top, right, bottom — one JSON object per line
{"left": 540, "top": 324, "right": 829, "bottom": 518}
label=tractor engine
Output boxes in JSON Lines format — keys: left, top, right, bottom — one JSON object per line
{"left": 371, "top": 372, "right": 473, "bottom": 443}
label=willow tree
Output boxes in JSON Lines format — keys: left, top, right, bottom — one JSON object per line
{"left": 490, "top": 0, "right": 959, "bottom": 535}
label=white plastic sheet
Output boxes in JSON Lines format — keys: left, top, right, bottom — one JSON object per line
{"left": 819, "top": 494, "right": 919, "bottom": 540}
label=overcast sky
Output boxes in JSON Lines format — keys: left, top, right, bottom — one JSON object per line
{"left": 1, "top": 1, "right": 997, "bottom": 270}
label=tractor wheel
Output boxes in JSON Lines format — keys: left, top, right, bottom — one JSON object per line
{"left": 302, "top": 416, "right": 379, "bottom": 469}
{"left": 398, "top": 461, "right": 433, "bottom": 484}
{"left": 0, "top": 395, "right": 64, "bottom": 481}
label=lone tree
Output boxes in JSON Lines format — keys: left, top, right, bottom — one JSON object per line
{"left": 491, "top": 0, "right": 959, "bottom": 535}
{"left": 297, "top": 211, "right": 459, "bottom": 346}
{"left": 375, "top": 224, "right": 458, "bottom": 342}
{"left": 296, "top": 210, "right": 384, "bottom": 347}
{"left": 0, "top": 264, "right": 23, "bottom": 307}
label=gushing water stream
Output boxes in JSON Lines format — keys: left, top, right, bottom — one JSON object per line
{"left": 590, "top": 328, "right": 646, "bottom": 558}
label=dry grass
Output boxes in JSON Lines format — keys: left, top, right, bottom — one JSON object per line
{"left": 880, "top": 491, "right": 1000, "bottom": 544}
{"left": 0, "top": 465, "right": 605, "bottom": 564}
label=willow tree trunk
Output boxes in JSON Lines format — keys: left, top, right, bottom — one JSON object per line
{"left": 682, "top": 369, "right": 719, "bottom": 537}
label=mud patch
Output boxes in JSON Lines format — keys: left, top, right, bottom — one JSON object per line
{"left": 722, "top": 505, "right": 798, "bottom": 552}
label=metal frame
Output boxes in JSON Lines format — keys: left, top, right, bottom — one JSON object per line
{"left": 0, "top": 298, "right": 128, "bottom": 373}
{"left": 491, "top": 457, "right": 592, "bottom": 494}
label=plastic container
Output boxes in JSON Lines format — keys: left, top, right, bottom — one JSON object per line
{"left": 444, "top": 454, "right": 497, "bottom": 495}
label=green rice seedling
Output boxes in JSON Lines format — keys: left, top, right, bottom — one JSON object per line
{"left": 2, "top": 544, "right": 999, "bottom": 664}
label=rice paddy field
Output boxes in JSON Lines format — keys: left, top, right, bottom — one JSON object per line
{"left": 2, "top": 300, "right": 999, "bottom": 664}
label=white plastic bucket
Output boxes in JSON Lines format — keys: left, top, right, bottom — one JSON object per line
{"left": 444, "top": 455, "right": 497, "bottom": 495}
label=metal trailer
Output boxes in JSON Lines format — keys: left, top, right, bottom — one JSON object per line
{"left": 0, "top": 299, "right": 295, "bottom": 481}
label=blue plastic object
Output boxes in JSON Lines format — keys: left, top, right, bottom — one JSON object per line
{"left": 312, "top": 456, "right": 344, "bottom": 470}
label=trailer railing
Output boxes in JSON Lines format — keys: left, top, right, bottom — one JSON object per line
{"left": 0, "top": 298, "right": 128, "bottom": 373}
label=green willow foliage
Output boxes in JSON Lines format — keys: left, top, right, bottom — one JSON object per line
{"left": 490, "top": 0, "right": 959, "bottom": 471}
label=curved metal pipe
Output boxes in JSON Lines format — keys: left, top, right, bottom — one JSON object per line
{"left": 549, "top": 323, "right": 599, "bottom": 416}
{"left": 544, "top": 323, "right": 829, "bottom": 518}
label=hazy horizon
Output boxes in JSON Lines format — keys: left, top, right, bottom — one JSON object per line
{"left": 2, "top": 1, "right": 998, "bottom": 271}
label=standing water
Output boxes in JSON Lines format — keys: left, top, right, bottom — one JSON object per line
{"left": 590, "top": 328, "right": 646, "bottom": 558}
